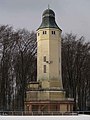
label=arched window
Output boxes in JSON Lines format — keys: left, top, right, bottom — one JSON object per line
{"left": 52, "top": 31, "right": 55, "bottom": 34}
{"left": 43, "top": 31, "right": 47, "bottom": 34}
{"left": 45, "top": 31, "right": 47, "bottom": 34}
{"left": 44, "top": 65, "right": 46, "bottom": 73}
{"left": 52, "top": 31, "right": 53, "bottom": 34}
{"left": 38, "top": 33, "right": 40, "bottom": 36}
{"left": 44, "top": 56, "right": 46, "bottom": 62}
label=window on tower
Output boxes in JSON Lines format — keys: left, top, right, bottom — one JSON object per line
{"left": 44, "top": 56, "right": 46, "bottom": 62}
{"left": 43, "top": 31, "right": 47, "bottom": 34}
{"left": 38, "top": 33, "right": 40, "bottom": 36}
{"left": 44, "top": 65, "right": 46, "bottom": 73}
{"left": 45, "top": 31, "right": 47, "bottom": 34}
{"left": 52, "top": 31, "right": 55, "bottom": 34}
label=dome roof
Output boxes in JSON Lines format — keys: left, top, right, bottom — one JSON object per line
{"left": 37, "top": 8, "right": 61, "bottom": 31}
{"left": 42, "top": 9, "right": 55, "bottom": 18}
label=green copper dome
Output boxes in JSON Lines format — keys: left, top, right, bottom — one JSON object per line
{"left": 42, "top": 9, "right": 55, "bottom": 18}
{"left": 37, "top": 8, "right": 61, "bottom": 30}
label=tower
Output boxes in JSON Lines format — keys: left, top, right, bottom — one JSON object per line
{"left": 24, "top": 8, "right": 74, "bottom": 114}
{"left": 37, "top": 8, "right": 63, "bottom": 89}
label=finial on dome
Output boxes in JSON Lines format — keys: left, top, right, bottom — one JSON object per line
{"left": 48, "top": 4, "right": 50, "bottom": 9}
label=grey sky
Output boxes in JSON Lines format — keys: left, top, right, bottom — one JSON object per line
{"left": 0, "top": 0, "right": 90, "bottom": 41}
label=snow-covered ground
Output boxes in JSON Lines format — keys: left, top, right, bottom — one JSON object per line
{"left": 0, "top": 115, "right": 90, "bottom": 120}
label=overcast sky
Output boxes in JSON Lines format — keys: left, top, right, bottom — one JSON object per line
{"left": 0, "top": 0, "right": 90, "bottom": 41}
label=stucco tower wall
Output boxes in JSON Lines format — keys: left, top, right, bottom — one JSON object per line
{"left": 37, "top": 28, "right": 63, "bottom": 89}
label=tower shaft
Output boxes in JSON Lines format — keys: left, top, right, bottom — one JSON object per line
{"left": 37, "top": 28, "right": 63, "bottom": 89}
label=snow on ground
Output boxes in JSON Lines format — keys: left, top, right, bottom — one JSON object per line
{"left": 0, "top": 115, "right": 90, "bottom": 120}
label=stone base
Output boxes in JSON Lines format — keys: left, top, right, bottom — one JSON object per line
{"left": 24, "top": 100, "right": 74, "bottom": 114}
{"left": 25, "top": 81, "right": 74, "bottom": 114}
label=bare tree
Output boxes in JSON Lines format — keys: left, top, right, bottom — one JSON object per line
{"left": 62, "top": 33, "right": 90, "bottom": 110}
{"left": 0, "top": 25, "right": 37, "bottom": 111}
{"left": 12, "top": 29, "right": 37, "bottom": 111}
